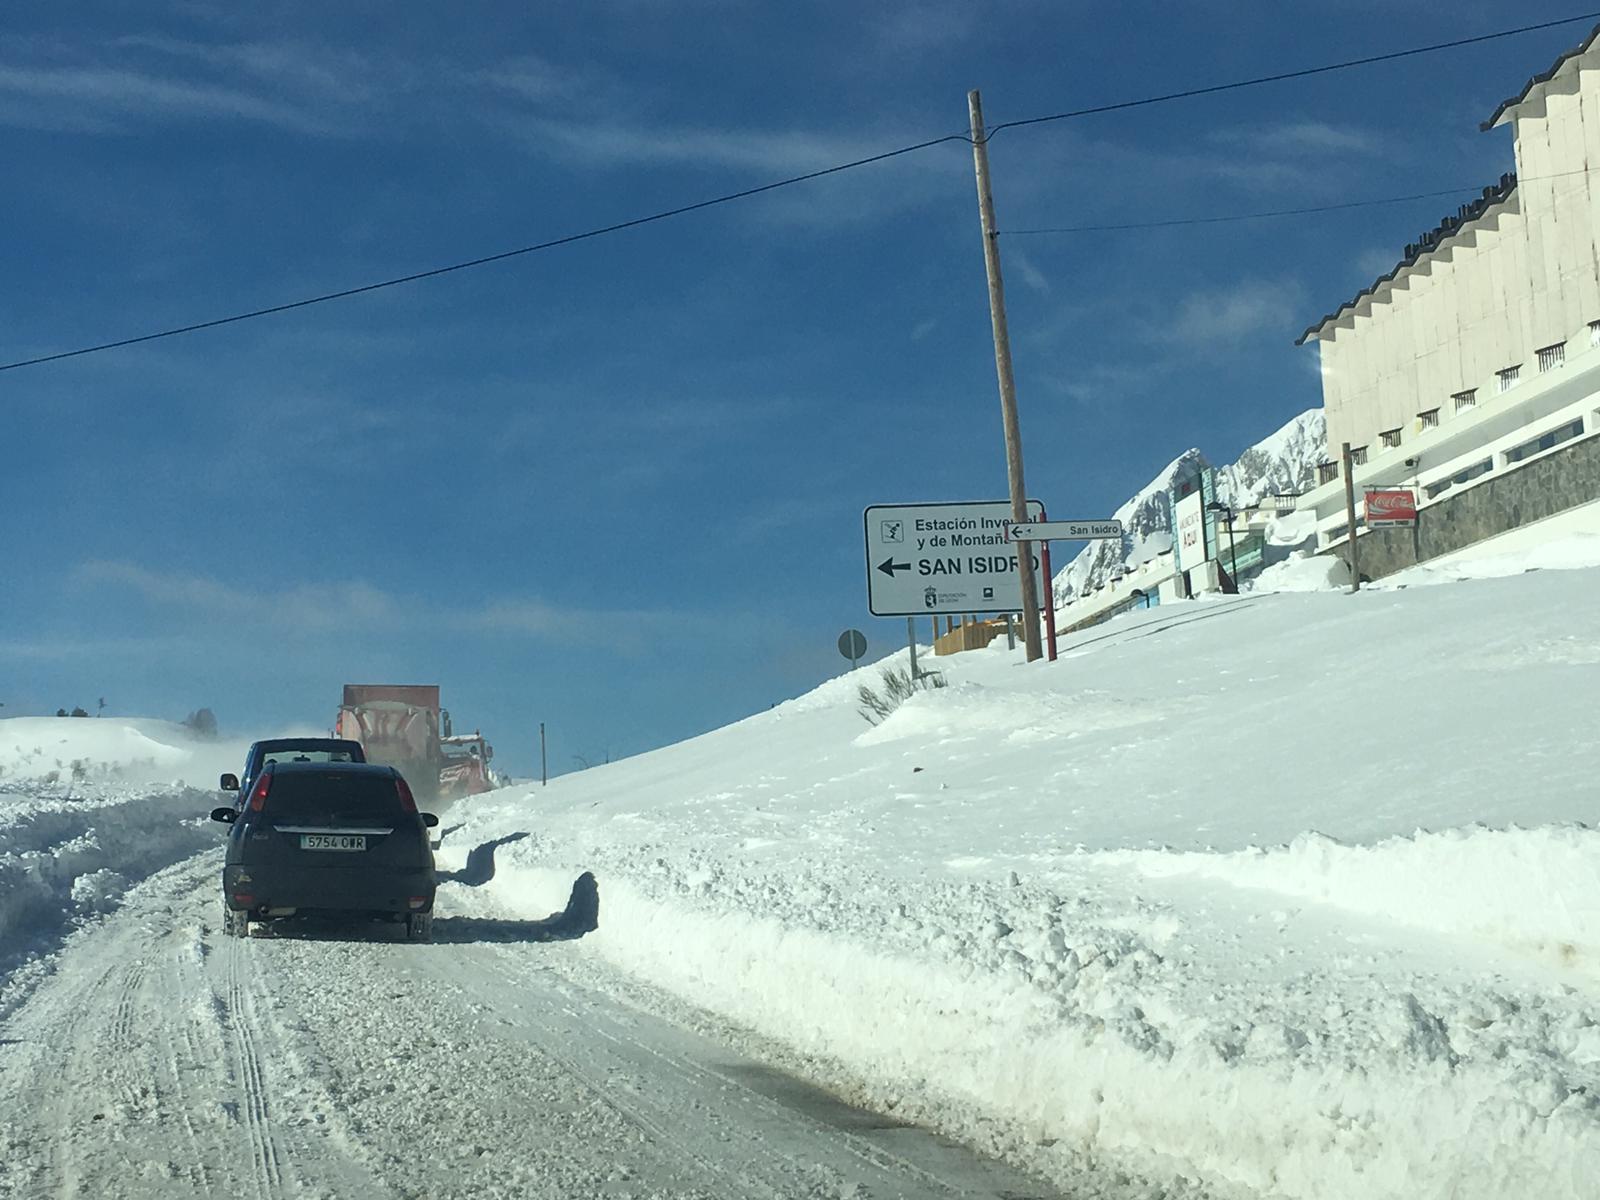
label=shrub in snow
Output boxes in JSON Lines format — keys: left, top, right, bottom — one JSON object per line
{"left": 857, "top": 667, "right": 946, "bottom": 726}
{"left": 182, "top": 708, "right": 219, "bottom": 740}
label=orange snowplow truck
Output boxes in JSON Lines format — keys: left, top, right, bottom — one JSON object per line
{"left": 335, "top": 684, "right": 497, "bottom": 803}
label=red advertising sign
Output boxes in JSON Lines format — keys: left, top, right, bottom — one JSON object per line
{"left": 1364, "top": 489, "right": 1418, "bottom": 527}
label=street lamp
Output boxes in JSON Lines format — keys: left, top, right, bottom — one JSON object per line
{"left": 1206, "top": 501, "right": 1238, "bottom": 593}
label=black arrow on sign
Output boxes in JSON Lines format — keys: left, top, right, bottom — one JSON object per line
{"left": 877, "top": 557, "right": 911, "bottom": 577}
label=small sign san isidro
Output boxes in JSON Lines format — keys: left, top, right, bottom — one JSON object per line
{"left": 1365, "top": 489, "right": 1418, "bottom": 527}
{"left": 863, "top": 499, "right": 1044, "bottom": 616}
{"left": 1005, "top": 519, "right": 1123, "bottom": 542}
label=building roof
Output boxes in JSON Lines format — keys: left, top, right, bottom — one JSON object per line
{"left": 1295, "top": 174, "right": 1518, "bottom": 346}
{"left": 1482, "top": 23, "right": 1600, "bottom": 131}
{"left": 1298, "top": 24, "right": 1600, "bottom": 349}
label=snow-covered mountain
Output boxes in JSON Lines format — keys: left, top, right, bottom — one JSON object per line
{"left": 1052, "top": 409, "right": 1326, "bottom": 603}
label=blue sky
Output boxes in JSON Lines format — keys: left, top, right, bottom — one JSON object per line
{"left": 0, "top": 1, "right": 1581, "bottom": 774}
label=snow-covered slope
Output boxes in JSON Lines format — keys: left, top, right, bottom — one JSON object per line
{"left": 7, "top": 533, "right": 1598, "bottom": 1199}
{"left": 443, "top": 543, "right": 1600, "bottom": 1200}
{"left": 1053, "top": 410, "right": 1326, "bottom": 603}
{"left": 0, "top": 716, "right": 250, "bottom": 790}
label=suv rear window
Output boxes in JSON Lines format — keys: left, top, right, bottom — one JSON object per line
{"left": 260, "top": 749, "right": 358, "bottom": 766}
{"left": 263, "top": 771, "right": 403, "bottom": 820}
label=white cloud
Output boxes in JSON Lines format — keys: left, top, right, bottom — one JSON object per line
{"left": 72, "top": 560, "right": 694, "bottom": 645}
{"left": 0, "top": 62, "right": 346, "bottom": 135}
{"left": 78, "top": 561, "right": 405, "bottom": 631}
{"left": 1172, "top": 278, "right": 1309, "bottom": 346}
{"left": 1213, "top": 121, "right": 1378, "bottom": 156}
{"left": 1009, "top": 248, "right": 1050, "bottom": 294}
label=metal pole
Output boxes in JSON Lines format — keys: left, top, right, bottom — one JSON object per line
{"left": 969, "top": 89, "right": 1042, "bottom": 662}
{"left": 1039, "top": 536, "right": 1058, "bottom": 661}
{"left": 1226, "top": 513, "right": 1238, "bottom": 592}
{"left": 1004, "top": 612, "right": 1015, "bottom": 650}
{"left": 1341, "top": 441, "right": 1361, "bottom": 593}
{"left": 540, "top": 722, "right": 547, "bottom": 787}
{"left": 907, "top": 617, "right": 919, "bottom": 679}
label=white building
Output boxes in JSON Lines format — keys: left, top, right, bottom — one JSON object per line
{"left": 1294, "top": 26, "right": 1600, "bottom": 570}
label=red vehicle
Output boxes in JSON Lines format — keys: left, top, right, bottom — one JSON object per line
{"left": 335, "top": 685, "right": 498, "bottom": 803}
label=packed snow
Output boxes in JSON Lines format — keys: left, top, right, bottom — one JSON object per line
{"left": 442, "top": 541, "right": 1600, "bottom": 1200}
{"left": 4, "top": 534, "right": 1600, "bottom": 1197}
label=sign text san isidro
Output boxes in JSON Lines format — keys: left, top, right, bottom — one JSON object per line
{"left": 863, "top": 499, "right": 1045, "bottom": 617}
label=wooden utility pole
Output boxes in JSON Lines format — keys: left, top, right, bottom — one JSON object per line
{"left": 540, "top": 722, "right": 548, "bottom": 786}
{"left": 968, "top": 89, "right": 1043, "bottom": 662}
{"left": 1341, "top": 442, "right": 1360, "bottom": 593}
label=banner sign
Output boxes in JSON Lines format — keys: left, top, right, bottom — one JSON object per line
{"left": 1365, "top": 489, "right": 1418, "bottom": 527}
{"left": 1173, "top": 489, "right": 1207, "bottom": 572}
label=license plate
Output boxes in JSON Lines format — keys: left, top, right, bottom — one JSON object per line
{"left": 299, "top": 834, "right": 366, "bottom": 852}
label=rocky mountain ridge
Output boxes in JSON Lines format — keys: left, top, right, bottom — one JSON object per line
{"left": 1051, "top": 409, "right": 1326, "bottom": 603}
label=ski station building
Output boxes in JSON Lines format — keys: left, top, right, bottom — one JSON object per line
{"left": 1295, "top": 26, "right": 1600, "bottom": 578}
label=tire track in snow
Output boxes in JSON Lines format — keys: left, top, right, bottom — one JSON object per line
{"left": 223, "top": 936, "right": 284, "bottom": 1199}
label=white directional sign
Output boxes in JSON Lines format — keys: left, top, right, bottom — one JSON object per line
{"left": 1005, "top": 519, "right": 1123, "bottom": 542}
{"left": 864, "top": 499, "right": 1044, "bottom": 617}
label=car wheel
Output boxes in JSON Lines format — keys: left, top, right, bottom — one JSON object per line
{"left": 223, "top": 905, "right": 250, "bottom": 939}
{"left": 406, "top": 912, "right": 433, "bottom": 943}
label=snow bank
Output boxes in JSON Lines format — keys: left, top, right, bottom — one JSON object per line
{"left": 440, "top": 566, "right": 1600, "bottom": 1198}
{"left": 0, "top": 783, "right": 220, "bottom": 1001}
{"left": 0, "top": 716, "right": 251, "bottom": 790}
{"left": 1109, "top": 824, "right": 1600, "bottom": 969}
{"left": 1247, "top": 549, "right": 1347, "bottom": 593}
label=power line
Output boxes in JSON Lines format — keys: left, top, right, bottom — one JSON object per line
{"left": 1001, "top": 167, "right": 1595, "bottom": 235}
{"left": 984, "top": 12, "right": 1600, "bottom": 138}
{"left": 0, "top": 133, "right": 968, "bottom": 374}
{"left": 4, "top": 11, "right": 1596, "bottom": 374}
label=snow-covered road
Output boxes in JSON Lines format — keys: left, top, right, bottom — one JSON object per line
{"left": 0, "top": 845, "right": 1077, "bottom": 1200}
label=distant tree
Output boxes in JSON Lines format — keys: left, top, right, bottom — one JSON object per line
{"left": 97, "top": 697, "right": 106, "bottom": 717}
{"left": 69, "top": 707, "right": 89, "bottom": 718}
{"left": 55, "top": 708, "right": 67, "bottom": 718}
{"left": 183, "top": 708, "right": 219, "bottom": 740}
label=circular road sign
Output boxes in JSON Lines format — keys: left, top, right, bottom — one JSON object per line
{"left": 837, "top": 629, "right": 867, "bottom": 663}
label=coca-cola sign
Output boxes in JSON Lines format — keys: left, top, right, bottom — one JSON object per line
{"left": 1365, "top": 489, "right": 1418, "bottom": 527}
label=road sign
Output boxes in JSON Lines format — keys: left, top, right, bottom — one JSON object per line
{"left": 863, "top": 499, "right": 1044, "bottom": 617}
{"left": 837, "top": 629, "right": 867, "bottom": 665}
{"left": 1005, "top": 519, "right": 1123, "bottom": 542}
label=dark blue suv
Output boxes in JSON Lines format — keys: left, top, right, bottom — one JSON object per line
{"left": 221, "top": 738, "right": 365, "bottom": 811}
{"left": 211, "top": 761, "right": 439, "bottom": 941}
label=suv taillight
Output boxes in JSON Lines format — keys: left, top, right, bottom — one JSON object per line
{"left": 249, "top": 774, "right": 272, "bottom": 811}
{"left": 395, "top": 776, "right": 417, "bottom": 813}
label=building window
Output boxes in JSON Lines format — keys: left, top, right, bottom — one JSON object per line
{"left": 1537, "top": 343, "right": 1566, "bottom": 373}
{"left": 1350, "top": 445, "right": 1368, "bottom": 466}
{"left": 1453, "top": 389, "right": 1477, "bottom": 412}
{"left": 1497, "top": 365, "right": 1521, "bottom": 393}
{"left": 1380, "top": 428, "right": 1402, "bottom": 448}
{"left": 1425, "top": 457, "right": 1493, "bottom": 500}
{"left": 1316, "top": 461, "right": 1339, "bottom": 485}
{"left": 1504, "top": 418, "right": 1584, "bottom": 465}
{"left": 1418, "top": 408, "right": 1440, "bottom": 429}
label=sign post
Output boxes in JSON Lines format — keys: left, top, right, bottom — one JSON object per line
{"left": 1003, "top": 517, "right": 1124, "bottom": 660}
{"left": 863, "top": 499, "right": 1045, "bottom": 617}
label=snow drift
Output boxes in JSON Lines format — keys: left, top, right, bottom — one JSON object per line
{"left": 444, "top": 545, "right": 1600, "bottom": 1200}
